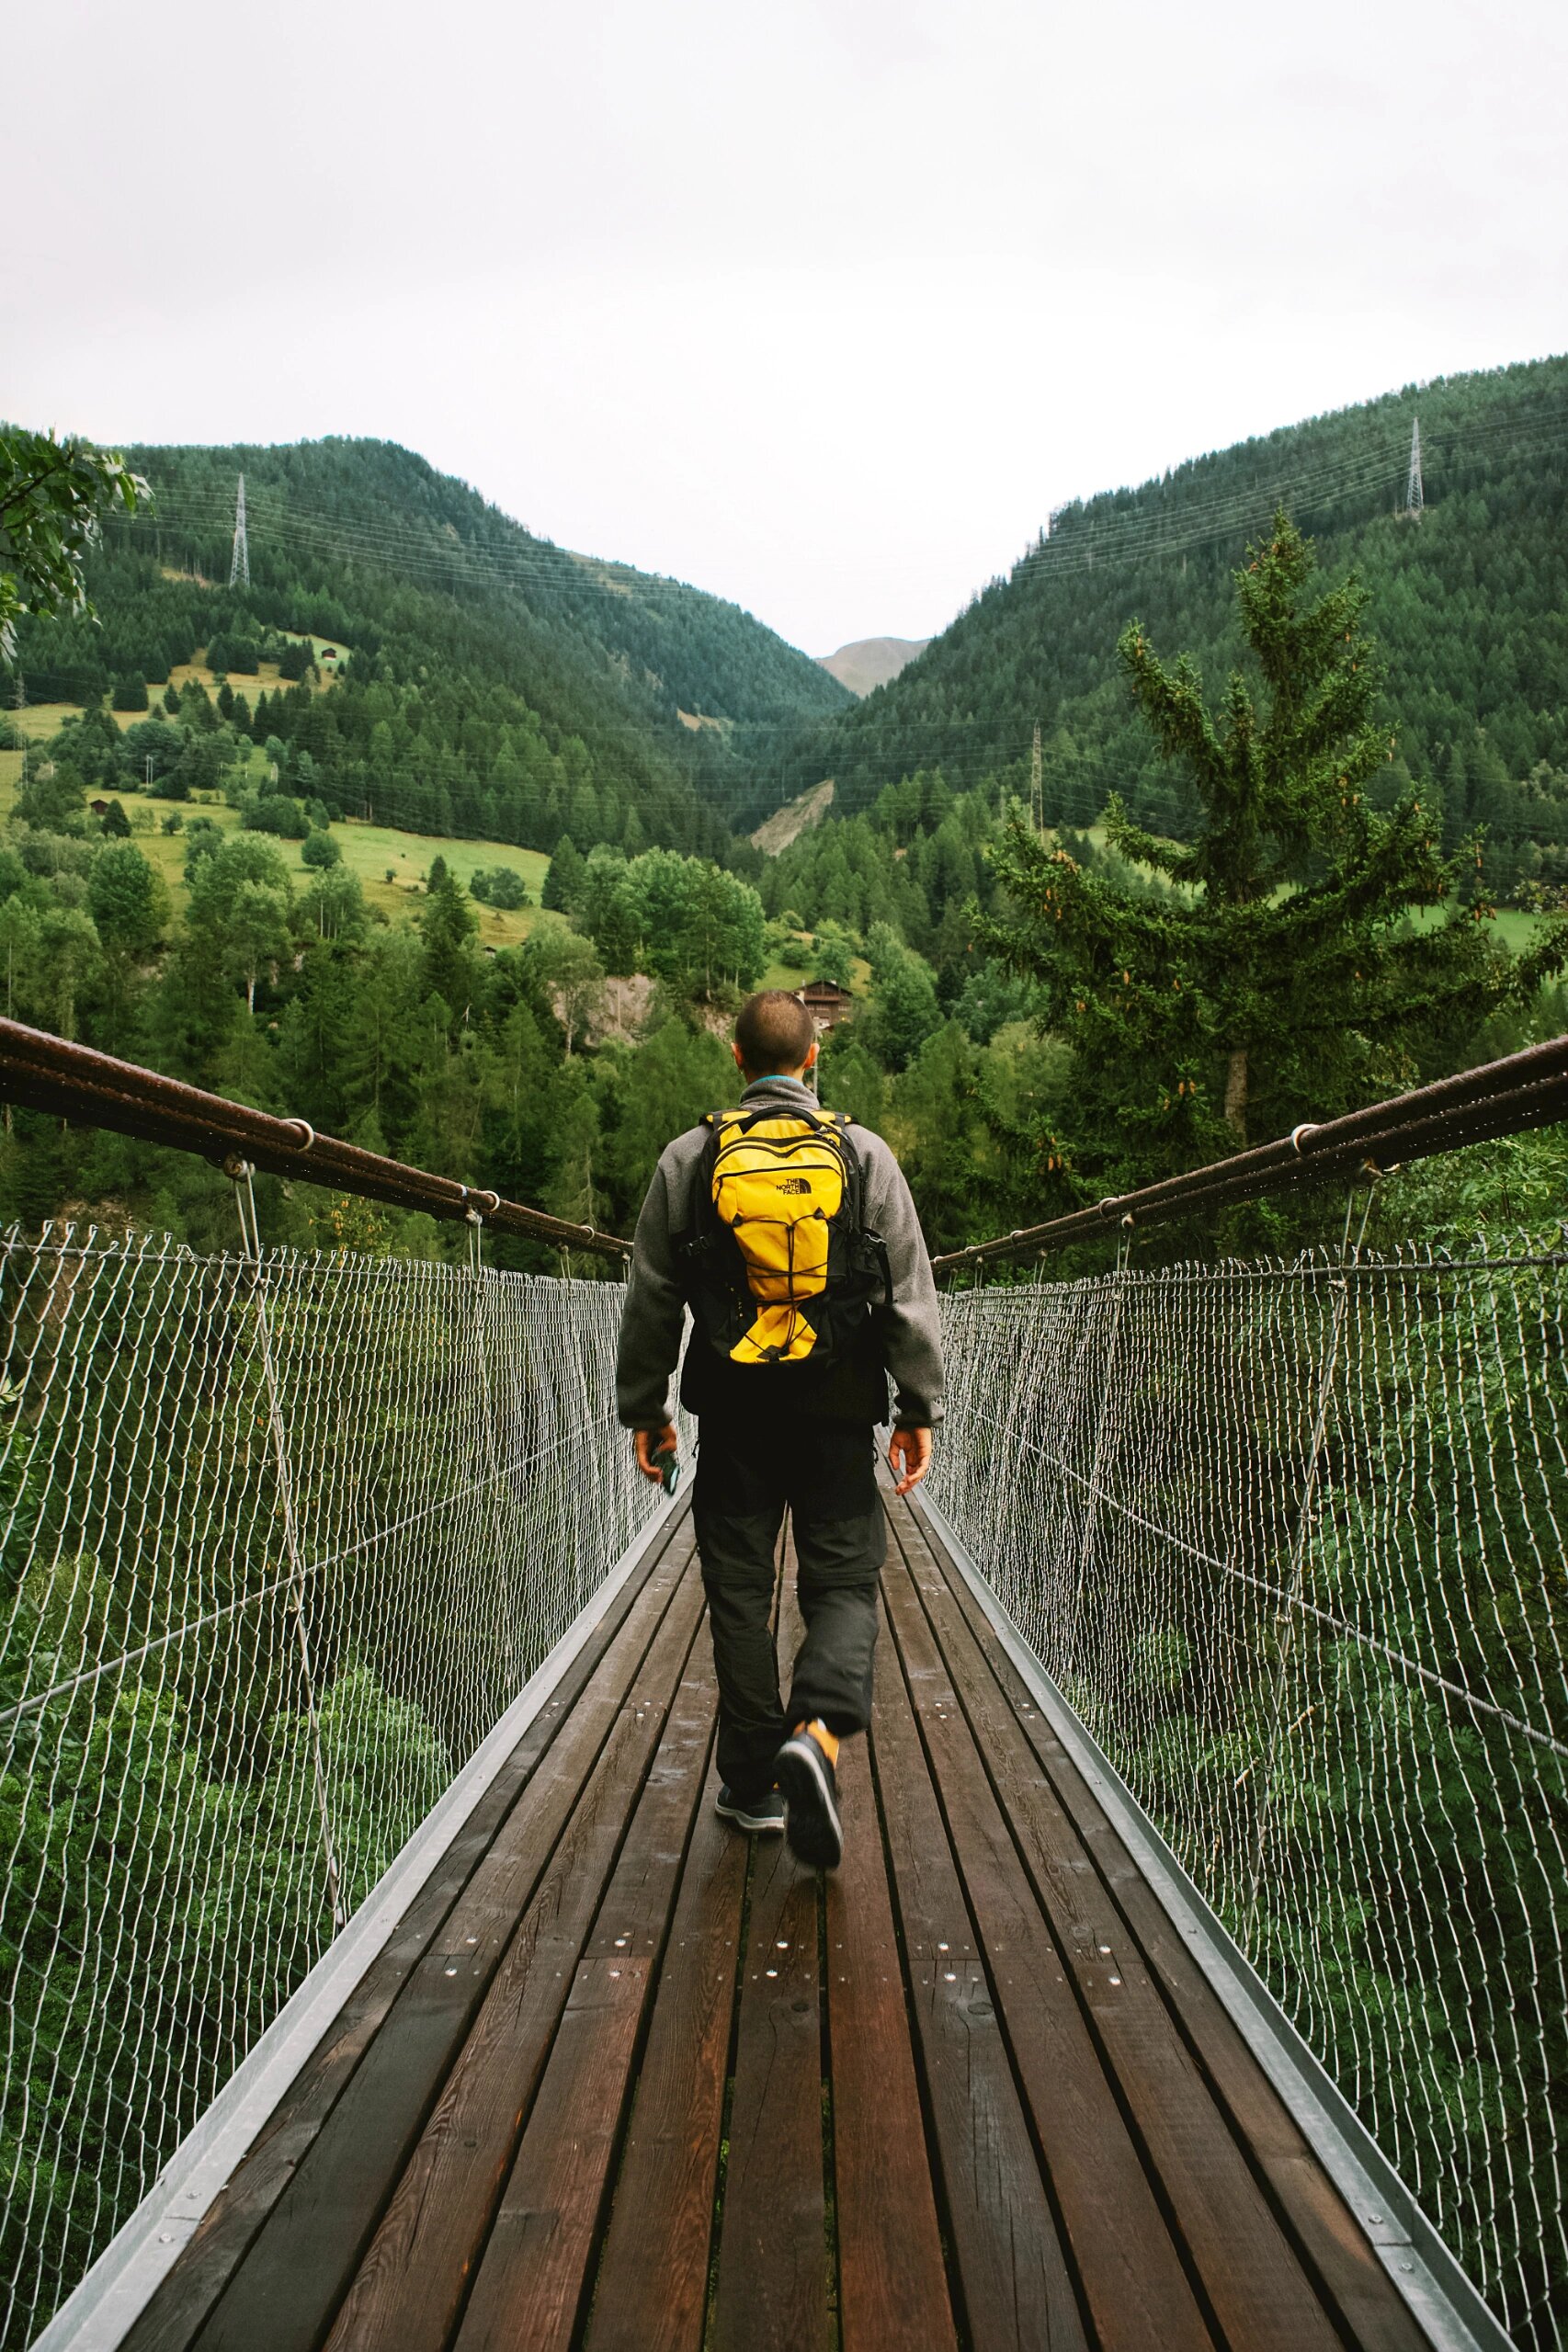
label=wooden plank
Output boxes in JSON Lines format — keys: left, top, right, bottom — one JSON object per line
{"left": 585, "top": 1526, "right": 790, "bottom": 2352}
{"left": 868, "top": 1580, "right": 1088, "bottom": 2352}
{"left": 710, "top": 1827, "right": 827, "bottom": 2352}
{"left": 888, "top": 1514, "right": 1345, "bottom": 2352}
{"left": 582, "top": 1773, "right": 748, "bottom": 2352}
{"left": 455, "top": 1959, "right": 649, "bottom": 2349}
{"left": 918, "top": 1508, "right": 1432, "bottom": 2352}
{"left": 194, "top": 1529, "right": 699, "bottom": 2352}
{"left": 710, "top": 1515, "right": 826, "bottom": 2351}
{"left": 881, "top": 1543, "right": 1211, "bottom": 2351}
{"left": 129, "top": 1508, "right": 688, "bottom": 2352}
{"left": 451, "top": 1638, "right": 720, "bottom": 2351}
{"left": 712, "top": 1519, "right": 831, "bottom": 2351}
{"left": 321, "top": 1563, "right": 708, "bottom": 2352}
{"left": 790, "top": 1496, "right": 959, "bottom": 2351}
{"left": 826, "top": 1731, "right": 958, "bottom": 2352}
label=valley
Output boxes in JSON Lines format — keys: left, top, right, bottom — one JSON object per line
{"left": 0, "top": 356, "right": 1562, "bottom": 1266}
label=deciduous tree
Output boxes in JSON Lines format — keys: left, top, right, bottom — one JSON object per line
{"left": 0, "top": 428, "right": 145, "bottom": 664}
{"left": 87, "top": 844, "right": 168, "bottom": 957}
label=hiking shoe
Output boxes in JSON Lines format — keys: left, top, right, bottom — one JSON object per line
{"left": 774, "top": 1730, "right": 844, "bottom": 1870}
{"left": 715, "top": 1784, "right": 786, "bottom": 1834}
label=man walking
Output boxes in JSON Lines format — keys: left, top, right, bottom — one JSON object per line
{"left": 616, "top": 989, "right": 944, "bottom": 1869}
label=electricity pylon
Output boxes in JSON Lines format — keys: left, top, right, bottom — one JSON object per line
{"left": 1405, "top": 419, "right": 1424, "bottom": 519}
{"left": 229, "top": 474, "right": 250, "bottom": 588}
{"left": 1030, "top": 722, "right": 1044, "bottom": 836}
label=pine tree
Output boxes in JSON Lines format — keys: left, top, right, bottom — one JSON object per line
{"left": 418, "top": 859, "right": 481, "bottom": 1022}
{"left": 542, "top": 834, "right": 586, "bottom": 914}
{"left": 983, "top": 513, "right": 1567, "bottom": 1188}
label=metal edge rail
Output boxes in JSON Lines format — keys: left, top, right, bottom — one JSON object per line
{"left": 0, "top": 1017, "right": 632, "bottom": 1262}
{"left": 931, "top": 1032, "right": 1568, "bottom": 1272}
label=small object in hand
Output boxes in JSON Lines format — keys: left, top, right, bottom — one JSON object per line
{"left": 653, "top": 1441, "right": 680, "bottom": 1496}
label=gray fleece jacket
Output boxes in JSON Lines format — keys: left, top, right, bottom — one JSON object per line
{"left": 615, "top": 1075, "right": 945, "bottom": 1431}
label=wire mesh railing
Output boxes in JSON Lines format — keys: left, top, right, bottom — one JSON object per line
{"left": 930, "top": 1236, "right": 1567, "bottom": 2349}
{"left": 0, "top": 1221, "right": 655, "bottom": 2350}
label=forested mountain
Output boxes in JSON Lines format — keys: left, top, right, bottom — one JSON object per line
{"left": 9, "top": 436, "right": 849, "bottom": 860}
{"left": 798, "top": 357, "right": 1568, "bottom": 894}
{"left": 2, "top": 364, "right": 1565, "bottom": 1263}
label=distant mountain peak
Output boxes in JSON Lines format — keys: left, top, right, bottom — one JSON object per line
{"left": 815, "top": 636, "right": 931, "bottom": 698}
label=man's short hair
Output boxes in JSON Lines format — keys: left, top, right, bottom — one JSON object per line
{"left": 735, "top": 990, "right": 814, "bottom": 1076}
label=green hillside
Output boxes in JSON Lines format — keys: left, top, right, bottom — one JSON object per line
{"left": 10, "top": 435, "right": 849, "bottom": 862}
{"left": 1, "top": 376, "right": 1564, "bottom": 1269}
{"left": 800, "top": 356, "right": 1568, "bottom": 895}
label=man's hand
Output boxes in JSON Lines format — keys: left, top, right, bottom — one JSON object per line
{"left": 888, "top": 1425, "right": 933, "bottom": 1496}
{"left": 635, "top": 1424, "right": 678, "bottom": 1483}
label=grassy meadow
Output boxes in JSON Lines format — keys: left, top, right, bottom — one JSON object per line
{"left": 0, "top": 748, "right": 556, "bottom": 948}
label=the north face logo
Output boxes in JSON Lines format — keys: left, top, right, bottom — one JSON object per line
{"left": 776, "top": 1176, "right": 812, "bottom": 1195}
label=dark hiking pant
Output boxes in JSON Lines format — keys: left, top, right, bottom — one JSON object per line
{"left": 692, "top": 1415, "right": 884, "bottom": 1801}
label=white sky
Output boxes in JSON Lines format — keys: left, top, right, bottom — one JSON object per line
{"left": 8, "top": 0, "right": 1564, "bottom": 653}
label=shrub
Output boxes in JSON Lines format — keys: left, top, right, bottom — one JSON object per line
{"left": 470, "top": 865, "right": 530, "bottom": 909}
{"left": 182, "top": 819, "right": 225, "bottom": 871}
{"left": 241, "top": 794, "right": 310, "bottom": 840}
{"left": 301, "top": 830, "right": 342, "bottom": 869}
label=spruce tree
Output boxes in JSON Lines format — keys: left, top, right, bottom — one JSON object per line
{"left": 417, "top": 858, "right": 480, "bottom": 1023}
{"left": 542, "top": 834, "right": 586, "bottom": 914}
{"left": 983, "top": 513, "right": 1566, "bottom": 1188}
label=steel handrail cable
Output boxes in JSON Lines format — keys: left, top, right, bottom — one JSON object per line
{"left": 933, "top": 1033, "right": 1568, "bottom": 1270}
{"left": 0, "top": 1017, "right": 632, "bottom": 1260}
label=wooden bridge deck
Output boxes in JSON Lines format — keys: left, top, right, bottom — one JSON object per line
{"left": 119, "top": 1487, "right": 1434, "bottom": 2352}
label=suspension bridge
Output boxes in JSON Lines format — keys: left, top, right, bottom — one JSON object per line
{"left": 0, "top": 1021, "right": 1562, "bottom": 2352}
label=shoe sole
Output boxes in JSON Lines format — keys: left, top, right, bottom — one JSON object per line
{"left": 715, "top": 1798, "right": 786, "bottom": 1835}
{"left": 775, "top": 1738, "right": 844, "bottom": 1870}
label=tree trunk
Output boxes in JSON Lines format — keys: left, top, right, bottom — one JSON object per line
{"left": 1224, "top": 1047, "right": 1248, "bottom": 1144}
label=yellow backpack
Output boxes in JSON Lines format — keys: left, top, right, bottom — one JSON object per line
{"left": 680, "top": 1104, "right": 886, "bottom": 1370}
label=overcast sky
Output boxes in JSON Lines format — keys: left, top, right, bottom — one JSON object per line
{"left": 8, "top": 0, "right": 1564, "bottom": 653}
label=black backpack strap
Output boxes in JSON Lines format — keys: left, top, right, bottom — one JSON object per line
{"left": 824, "top": 1109, "right": 864, "bottom": 1226}
{"left": 722, "top": 1101, "right": 839, "bottom": 1139}
{"left": 675, "top": 1116, "right": 724, "bottom": 1257}
{"left": 829, "top": 1119, "right": 891, "bottom": 1295}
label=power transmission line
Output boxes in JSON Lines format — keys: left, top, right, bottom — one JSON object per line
{"left": 36, "top": 392, "right": 1563, "bottom": 825}
{"left": 228, "top": 474, "right": 249, "bottom": 589}
{"left": 1010, "top": 405, "right": 1561, "bottom": 585}
{"left": 111, "top": 404, "right": 1565, "bottom": 673}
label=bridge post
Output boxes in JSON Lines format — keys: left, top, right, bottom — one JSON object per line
{"left": 226, "top": 1156, "right": 347, "bottom": 1931}
{"left": 1244, "top": 1180, "right": 1379, "bottom": 1936}
{"left": 1063, "top": 1227, "right": 1133, "bottom": 1678}
{"left": 466, "top": 1204, "right": 522, "bottom": 1697}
